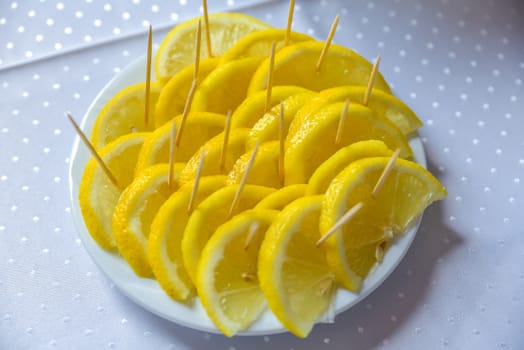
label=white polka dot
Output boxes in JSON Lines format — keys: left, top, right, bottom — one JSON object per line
{"left": 46, "top": 18, "right": 54, "bottom": 26}
{"left": 104, "top": 4, "right": 112, "bottom": 11}
{"left": 94, "top": 19, "right": 102, "bottom": 27}
{"left": 64, "top": 27, "right": 72, "bottom": 35}
{"left": 75, "top": 11, "right": 83, "bottom": 18}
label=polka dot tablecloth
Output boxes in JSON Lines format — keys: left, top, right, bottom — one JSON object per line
{"left": 1, "top": 0, "right": 523, "bottom": 348}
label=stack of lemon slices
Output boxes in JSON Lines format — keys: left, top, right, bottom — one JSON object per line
{"left": 78, "top": 11, "right": 446, "bottom": 338}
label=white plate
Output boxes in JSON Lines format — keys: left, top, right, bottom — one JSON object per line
{"left": 68, "top": 55, "right": 426, "bottom": 336}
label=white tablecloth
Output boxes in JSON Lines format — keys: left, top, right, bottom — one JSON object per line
{"left": 1, "top": 0, "right": 523, "bottom": 349}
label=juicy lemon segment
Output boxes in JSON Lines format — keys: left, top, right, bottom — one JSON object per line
{"left": 285, "top": 103, "right": 412, "bottom": 185}
{"left": 182, "top": 185, "right": 275, "bottom": 283}
{"left": 154, "top": 58, "right": 220, "bottom": 128}
{"left": 112, "top": 163, "right": 185, "bottom": 277}
{"left": 135, "top": 112, "right": 225, "bottom": 175}
{"left": 197, "top": 209, "right": 277, "bottom": 336}
{"left": 258, "top": 196, "right": 335, "bottom": 338}
{"left": 316, "top": 86, "right": 423, "bottom": 135}
{"left": 90, "top": 83, "right": 160, "bottom": 148}
{"left": 155, "top": 13, "right": 272, "bottom": 84}
{"left": 248, "top": 41, "right": 391, "bottom": 95}
{"left": 246, "top": 91, "right": 316, "bottom": 150}
{"left": 319, "top": 157, "right": 447, "bottom": 290}
{"left": 255, "top": 184, "right": 307, "bottom": 210}
{"left": 307, "top": 140, "right": 393, "bottom": 195}
{"left": 226, "top": 141, "right": 281, "bottom": 189}
{"left": 79, "top": 133, "right": 148, "bottom": 249}
{"left": 219, "top": 29, "right": 314, "bottom": 64}
{"left": 191, "top": 57, "right": 265, "bottom": 115}
{"left": 148, "top": 175, "right": 227, "bottom": 301}
{"left": 179, "top": 128, "right": 250, "bottom": 185}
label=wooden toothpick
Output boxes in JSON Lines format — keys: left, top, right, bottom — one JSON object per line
{"left": 219, "top": 110, "right": 232, "bottom": 171}
{"left": 187, "top": 150, "right": 207, "bottom": 213}
{"left": 363, "top": 55, "right": 381, "bottom": 106}
{"left": 145, "top": 25, "right": 153, "bottom": 127}
{"left": 284, "top": 0, "right": 295, "bottom": 46}
{"left": 335, "top": 99, "right": 350, "bottom": 145}
{"left": 371, "top": 148, "right": 401, "bottom": 198}
{"left": 316, "top": 202, "right": 363, "bottom": 246}
{"left": 243, "top": 221, "right": 260, "bottom": 250}
{"left": 168, "top": 121, "right": 177, "bottom": 188}
{"left": 278, "top": 101, "right": 285, "bottom": 185}
{"left": 265, "top": 42, "right": 277, "bottom": 113}
{"left": 229, "top": 143, "right": 260, "bottom": 217}
{"left": 202, "top": 0, "right": 213, "bottom": 57}
{"left": 316, "top": 15, "right": 339, "bottom": 72}
{"left": 67, "top": 112, "right": 119, "bottom": 187}
{"left": 193, "top": 20, "right": 202, "bottom": 80}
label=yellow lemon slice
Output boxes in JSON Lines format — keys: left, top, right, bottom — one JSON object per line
{"left": 179, "top": 128, "right": 250, "bottom": 185}
{"left": 248, "top": 41, "right": 391, "bottom": 95}
{"left": 319, "top": 157, "right": 447, "bottom": 290}
{"left": 135, "top": 112, "right": 225, "bottom": 175}
{"left": 191, "top": 57, "right": 265, "bottom": 114}
{"left": 79, "top": 133, "right": 148, "bottom": 249}
{"left": 230, "top": 86, "right": 311, "bottom": 129}
{"left": 254, "top": 184, "right": 307, "bottom": 210}
{"left": 182, "top": 184, "right": 275, "bottom": 283}
{"left": 258, "top": 195, "right": 335, "bottom": 338}
{"left": 155, "top": 12, "right": 271, "bottom": 84}
{"left": 219, "top": 28, "right": 314, "bottom": 64}
{"left": 197, "top": 209, "right": 277, "bottom": 336}
{"left": 112, "top": 163, "right": 185, "bottom": 277}
{"left": 246, "top": 90, "right": 316, "bottom": 150}
{"left": 154, "top": 58, "right": 220, "bottom": 128}
{"left": 285, "top": 102, "right": 412, "bottom": 184}
{"left": 148, "top": 175, "right": 227, "bottom": 301}
{"left": 307, "top": 140, "right": 393, "bottom": 195}
{"left": 90, "top": 83, "right": 161, "bottom": 149}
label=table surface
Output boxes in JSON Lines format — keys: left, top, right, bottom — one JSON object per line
{"left": 1, "top": 0, "right": 523, "bottom": 349}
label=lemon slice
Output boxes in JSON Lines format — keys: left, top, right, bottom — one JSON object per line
{"left": 155, "top": 12, "right": 272, "bottom": 84}
{"left": 255, "top": 184, "right": 307, "bottom": 210}
{"left": 307, "top": 140, "right": 393, "bottom": 195}
{"left": 90, "top": 83, "right": 161, "bottom": 148}
{"left": 178, "top": 128, "right": 250, "bottom": 185}
{"left": 219, "top": 28, "right": 314, "bottom": 64}
{"left": 248, "top": 41, "right": 391, "bottom": 95}
{"left": 258, "top": 196, "right": 335, "bottom": 338}
{"left": 246, "top": 90, "right": 316, "bottom": 150}
{"left": 197, "top": 209, "right": 277, "bottom": 336}
{"left": 230, "top": 86, "right": 311, "bottom": 129}
{"left": 149, "top": 175, "right": 227, "bottom": 301}
{"left": 226, "top": 141, "right": 281, "bottom": 189}
{"left": 112, "top": 163, "right": 185, "bottom": 277}
{"left": 191, "top": 57, "right": 265, "bottom": 114}
{"left": 285, "top": 103, "right": 412, "bottom": 184}
{"left": 135, "top": 112, "right": 225, "bottom": 174}
{"left": 319, "top": 157, "right": 447, "bottom": 290}
{"left": 154, "top": 58, "right": 220, "bottom": 128}
{"left": 182, "top": 184, "right": 275, "bottom": 283}
{"left": 79, "top": 133, "right": 148, "bottom": 249}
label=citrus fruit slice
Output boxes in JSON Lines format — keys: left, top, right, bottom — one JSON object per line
{"left": 155, "top": 12, "right": 272, "bottom": 84}
{"left": 197, "top": 209, "right": 277, "bottom": 336}
{"left": 319, "top": 157, "right": 447, "bottom": 290}
{"left": 79, "top": 133, "right": 148, "bottom": 249}
{"left": 182, "top": 184, "right": 275, "bottom": 283}
{"left": 148, "top": 175, "right": 227, "bottom": 301}
{"left": 230, "top": 86, "right": 311, "bottom": 129}
{"left": 246, "top": 90, "right": 316, "bottom": 150}
{"left": 112, "top": 163, "right": 185, "bottom": 277}
{"left": 178, "top": 128, "right": 250, "bottom": 185}
{"left": 258, "top": 195, "right": 335, "bottom": 338}
{"left": 285, "top": 102, "right": 412, "bottom": 184}
{"left": 255, "top": 184, "right": 307, "bottom": 210}
{"left": 191, "top": 57, "right": 265, "bottom": 114}
{"left": 154, "top": 57, "right": 220, "bottom": 128}
{"left": 248, "top": 41, "right": 391, "bottom": 95}
{"left": 90, "top": 83, "right": 161, "bottom": 148}
{"left": 135, "top": 112, "right": 225, "bottom": 174}
{"left": 226, "top": 141, "right": 281, "bottom": 189}
{"left": 219, "top": 28, "right": 314, "bottom": 64}
{"left": 307, "top": 140, "right": 393, "bottom": 195}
